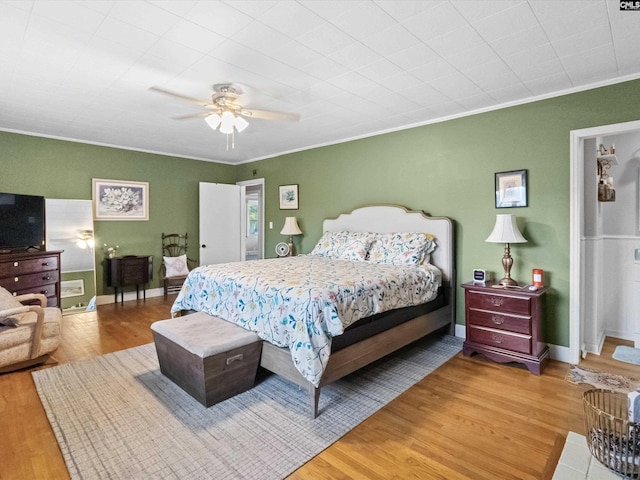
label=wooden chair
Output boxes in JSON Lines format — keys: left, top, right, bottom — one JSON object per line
{"left": 161, "top": 233, "right": 193, "bottom": 298}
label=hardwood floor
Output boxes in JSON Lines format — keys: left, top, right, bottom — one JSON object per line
{"left": 0, "top": 297, "right": 637, "bottom": 479}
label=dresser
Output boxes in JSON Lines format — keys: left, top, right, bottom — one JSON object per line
{"left": 0, "top": 250, "right": 62, "bottom": 307}
{"left": 462, "top": 282, "right": 549, "bottom": 374}
{"left": 105, "top": 255, "right": 152, "bottom": 304}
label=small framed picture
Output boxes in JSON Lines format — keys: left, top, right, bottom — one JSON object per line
{"left": 60, "top": 279, "right": 85, "bottom": 298}
{"left": 279, "top": 184, "right": 299, "bottom": 210}
{"left": 92, "top": 178, "right": 149, "bottom": 221}
{"left": 495, "top": 169, "right": 528, "bottom": 208}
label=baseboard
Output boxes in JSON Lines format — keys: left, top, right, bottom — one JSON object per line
{"left": 96, "top": 287, "right": 164, "bottom": 306}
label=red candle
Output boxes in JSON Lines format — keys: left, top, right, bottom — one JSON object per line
{"left": 532, "top": 269, "right": 544, "bottom": 287}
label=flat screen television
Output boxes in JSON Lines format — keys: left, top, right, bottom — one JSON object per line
{"left": 0, "top": 192, "right": 46, "bottom": 253}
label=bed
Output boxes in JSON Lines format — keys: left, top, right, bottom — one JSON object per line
{"left": 171, "top": 205, "right": 455, "bottom": 417}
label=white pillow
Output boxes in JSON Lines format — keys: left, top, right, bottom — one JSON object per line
{"left": 0, "top": 287, "right": 27, "bottom": 326}
{"left": 164, "top": 254, "right": 189, "bottom": 277}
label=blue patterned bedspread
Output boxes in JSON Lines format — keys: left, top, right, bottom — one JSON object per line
{"left": 171, "top": 256, "right": 441, "bottom": 387}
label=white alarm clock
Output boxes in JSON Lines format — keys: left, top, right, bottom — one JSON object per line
{"left": 275, "top": 242, "right": 290, "bottom": 257}
{"left": 473, "top": 269, "right": 491, "bottom": 285}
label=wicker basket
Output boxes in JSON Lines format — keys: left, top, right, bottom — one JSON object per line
{"left": 583, "top": 389, "right": 640, "bottom": 478}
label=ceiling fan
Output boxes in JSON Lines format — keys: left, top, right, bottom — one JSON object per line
{"left": 150, "top": 83, "right": 300, "bottom": 149}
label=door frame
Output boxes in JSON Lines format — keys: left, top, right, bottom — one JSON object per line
{"left": 569, "top": 119, "right": 640, "bottom": 363}
{"left": 237, "top": 178, "right": 265, "bottom": 260}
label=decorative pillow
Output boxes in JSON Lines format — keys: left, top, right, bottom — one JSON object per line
{"left": 0, "top": 287, "right": 26, "bottom": 326}
{"left": 164, "top": 254, "right": 189, "bottom": 277}
{"left": 368, "top": 232, "right": 434, "bottom": 266}
{"left": 309, "top": 231, "right": 374, "bottom": 261}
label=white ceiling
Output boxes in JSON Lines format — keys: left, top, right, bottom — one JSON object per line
{"left": 1, "top": 1, "right": 639, "bottom": 165}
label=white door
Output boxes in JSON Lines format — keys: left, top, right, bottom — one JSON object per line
{"left": 199, "top": 183, "right": 244, "bottom": 265}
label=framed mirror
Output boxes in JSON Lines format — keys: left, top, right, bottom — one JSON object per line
{"left": 45, "top": 199, "right": 96, "bottom": 314}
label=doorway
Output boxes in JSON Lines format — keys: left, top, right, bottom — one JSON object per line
{"left": 237, "top": 179, "right": 264, "bottom": 261}
{"left": 569, "top": 119, "right": 640, "bottom": 363}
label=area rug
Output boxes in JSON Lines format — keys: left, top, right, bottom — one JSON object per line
{"left": 613, "top": 345, "right": 640, "bottom": 366}
{"left": 32, "top": 334, "right": 462, "bottom": 480}
{"left": 565, "top": 365, "right": 640, "bottom": 393}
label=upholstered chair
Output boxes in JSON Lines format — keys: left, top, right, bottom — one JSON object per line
{"left": 0, "top": 287, "right": 63, "bottom": 373}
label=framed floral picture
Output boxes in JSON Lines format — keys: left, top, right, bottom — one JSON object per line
{"left": 279, "top": 184, "right": 299, "bottom": 210}
{"left": 92, "top": 178, "right": 149, "bottom": 221}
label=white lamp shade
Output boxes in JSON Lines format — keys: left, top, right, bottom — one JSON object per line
{"left": 280, "top": 217, "right": 302, "bottom": 235}
{"left": 234, "top": 115, "right": 249, "bottom": 132}
{"left": 205, "top": 113, "right": 221, "bottom": 130}
{"left": 219, "top": 111, "right": 235, "bottom": 134}
{"left": 486, "top": 214, "right": 527, "bottom": 243}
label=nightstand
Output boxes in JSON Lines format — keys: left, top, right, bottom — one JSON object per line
{"left": 462, "top": 281, "right": 549, "bottom": 374}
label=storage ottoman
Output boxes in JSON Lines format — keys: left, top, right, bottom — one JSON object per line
{"left": 151, "top": 312, "right": 262, "bottom": 407}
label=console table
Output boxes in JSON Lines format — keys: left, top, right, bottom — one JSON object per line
{"left": 105, "top": 255, "right": 153, "bottom": 304}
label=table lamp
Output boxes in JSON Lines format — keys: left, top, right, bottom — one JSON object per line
{"left": 485, "top": 214, "right": 527, "bottom": 287}
{"left": 280, "top": 217, "right": 302, "bottom": 256}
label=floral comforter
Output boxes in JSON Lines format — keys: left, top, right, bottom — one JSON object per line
{"left": 171, "top": 256, "right": 441, "bottom": 387}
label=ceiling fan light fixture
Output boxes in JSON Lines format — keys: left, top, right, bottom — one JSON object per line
{"left": 205, "top": 113, "right": 221, "bottom": 130}
{"left": 234, "top": 115, "right": 249, "bottom": 132}
{"left": 219, "top": 110, "right": 235, "bottom": 134}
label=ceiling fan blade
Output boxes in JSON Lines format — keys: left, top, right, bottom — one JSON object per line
{"left": 149, "top": 86, "right": 210, "bottom": 107}
{"left": 238, "top": 108, "right": 300, "bottom": 122}
{"left": 172, "top": 111, "right": 213, "bottom": 120}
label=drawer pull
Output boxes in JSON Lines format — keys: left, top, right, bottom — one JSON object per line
{"left": 491, "top": 315, "right": 505, "bottom": 325}
{"left": 226, "top": 353, "right": 244, "bottom": 365}
{"left": 491, "top": 334, "right": 504, "bottom": 344}
{"left": 42, "top": 262, "right": 49, "bottom": 266}
{"left": 43, "top": 275, "right": 51, "bottom": 280}
{"left": 490, "top": 297, "right": 504, "bottom": 307}
{"left": 40, "top": 290, "right": 48, "bottom": 295}
{"left": 14, "top": 277, "right": 19, "bottom": 283}
{"left": 13, "top": 262, "right": 18, "bottom": 267}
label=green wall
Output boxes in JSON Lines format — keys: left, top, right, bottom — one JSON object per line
{"left": 0, "top": 132, "right": 235, "bottom": 294}
{"left": 237, "top": 79, "right": 640, "bottom": 347}
{"left": 2, "top": 78, "right": 640, "bottom": 348}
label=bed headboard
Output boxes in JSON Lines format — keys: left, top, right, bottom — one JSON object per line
{"left": 322, "top": 205, "right": 455, "bottom": 284}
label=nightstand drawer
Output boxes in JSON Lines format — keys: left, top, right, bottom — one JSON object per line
{"left": 468, "top": 309, "right": 532, "bottom": 335}
{"left": 468, "top": 325, "right": 532, "bottom": 355}
{"left": 467, "top": 290, "right": 531, "bottom": 316}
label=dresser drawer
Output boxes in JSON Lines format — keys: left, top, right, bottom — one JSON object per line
{"left": 468, "top": 309, "right": 532, "bottom": 335}
{"left": 468, "top": 325, "right": 532, "bottom": 355}
{"left": 13, "top": 283, "right": 58, "bottom": 306}
{"left": 0, "top": 255, "right": 59, "bottom": 276}
{"left": 467, "top": 290, "right": 531, "bottom": 316}
{"left": 0, "top": 270, "right": 59, "bottom": 291}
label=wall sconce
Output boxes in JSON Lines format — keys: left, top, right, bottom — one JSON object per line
{"left": 597, "top": 144, "right": 617, "bottom": 202}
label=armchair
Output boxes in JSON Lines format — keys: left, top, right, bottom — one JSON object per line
{"left": 0, "top": 288, "right": 62, "bottom": 373}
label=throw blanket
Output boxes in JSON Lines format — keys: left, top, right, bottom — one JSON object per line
{"left": 172, "top": 256, "right": 441, "bottom": 387}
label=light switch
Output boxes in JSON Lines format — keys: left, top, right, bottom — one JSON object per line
{"left": 269, "top": 221, "right": 273, "bottom": 229}
{"left": 635, "top": 249, "right": 640, "bottom": 261}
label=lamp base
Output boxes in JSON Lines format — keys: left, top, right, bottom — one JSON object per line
{"left": 498, "top": 277, "right": 519, "bottom": 287}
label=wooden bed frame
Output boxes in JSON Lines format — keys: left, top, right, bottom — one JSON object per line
{"left": 260, "top": 205, "right": 455, "bottom": 418}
